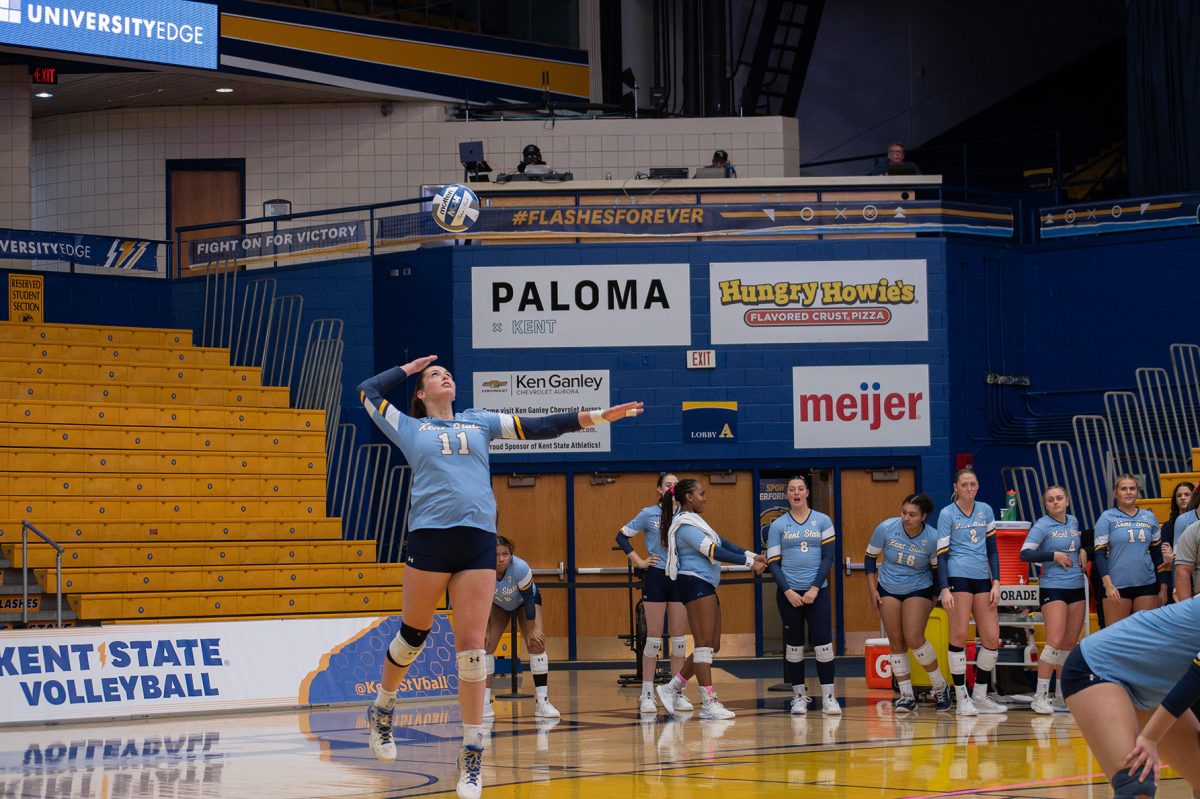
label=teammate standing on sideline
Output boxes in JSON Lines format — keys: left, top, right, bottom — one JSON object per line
{"left": 358, "top": 356, "right": 642, "bottom": 799}
{"left": 615, "top": 473, "right": 695, "bottom": 714}
{"left": 655, "top": 478, "right": 766, "bottom": 719}
{"left": 1095, "top": 474, "right": 1165, "bottom": 627}
{"left": 1158, "top": 481, "right": 1192, "bottom": 602}
{"left": 937, "top": 468, "right": 1006, "bottom": 716}
{"left": 766, "top": 475, "right": 842, "bottom": 715}
{"left": 482, "top": 536, "right": 559, "bottom": 720}
{"left": 1063, "top": 598, "right": 1200, "bottom": 799}
{"left": 1020, "top": 485, "right": 1087, "bottom": 714}
{"left": 865, "top": 493, "right": 953, "bottom": 713}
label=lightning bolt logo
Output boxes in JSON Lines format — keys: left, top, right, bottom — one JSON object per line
{"left": 98, "top": 642, "right": 107, "bottom": 668}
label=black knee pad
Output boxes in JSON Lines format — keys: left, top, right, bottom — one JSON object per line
{"left": 1111, "top": 768, "right": 1156, "bottom": 799}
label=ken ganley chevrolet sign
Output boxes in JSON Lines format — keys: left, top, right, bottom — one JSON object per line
{"left": 0, "top": 0, "right": 218, "bottom": 69}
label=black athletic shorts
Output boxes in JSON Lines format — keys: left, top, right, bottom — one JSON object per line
{"left": 405, "top": 526, "right": 496, "bottom": 573}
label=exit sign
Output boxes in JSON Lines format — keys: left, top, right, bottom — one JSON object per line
{"left": 32, "top": 67, "right": 57, "bottom": 85}
{"left": 686, "top": 349, "right": 716, "bottom": 369}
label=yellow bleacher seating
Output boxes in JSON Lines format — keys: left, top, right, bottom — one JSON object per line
{"left": 0, "top": 321, "right": 391, "bottom": 626}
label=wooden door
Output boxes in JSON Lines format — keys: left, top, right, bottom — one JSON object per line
{"left": 838, "top": 467, "right": 916, "bottom": 655}
{"left": 168, "top": 164, "right": 244, "bottom": 274}
{"left": 492, "top": 473, "right": 568, "bottom": 660}
{"left": 571, "top": 471, "right": 757, "bottom": 659}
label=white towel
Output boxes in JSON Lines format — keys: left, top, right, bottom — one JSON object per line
{"left": 665, "top": 511, "right": 723, "bottom": 579}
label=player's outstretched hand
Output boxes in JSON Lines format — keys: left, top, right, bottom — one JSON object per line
{"left": 602, "top": 401, "right": 644, "bottom": 422}
{"left": 402, "top": 355, "right": 438, "bottom": 376}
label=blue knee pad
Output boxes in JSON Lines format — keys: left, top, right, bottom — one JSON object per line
{"left": 1111, "top": 768, "right": 1156, "bottom": 799}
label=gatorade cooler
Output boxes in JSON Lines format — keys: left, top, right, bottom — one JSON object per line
{"left": 865, "top": 638, "right": 892, "bottom": 689}
{"left": 995, "top": 521, "right": 1032, "bottom": 584}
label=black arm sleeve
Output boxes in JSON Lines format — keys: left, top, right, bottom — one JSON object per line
{"left": 1152, "top": 541, "right": 1167, "bottom": 584}
{"left": 358, "top": 366, "right": 408, "bottom": 407}
{"left": 1094, "top": 545, "right": 1110, "bottom": 578}
{"left": 614, "top": 532, "right": 634, "bottom": 555}
{"left": 863, "top": 553, "right": 877, "bottom": 574}
{"left": 986, "top": 533, "right": 1000, "bottom": 581}
{"left": 816, "top": 539, "right": 835, "bottom": 588}
{"left": 1021, "top": 548, "right": 1056, "bottom": 563}
{"left": 767, "top": 562, "right": 790, "bottom": 591}
{"left": 934, "top": 560, "right": 949, "bottom": 591}
{"left": 520, "top": 586, "right": 538, "bottom": 620}
{"left": 512, "top": 412, "right": 583, "bottom": 440}
{"left": 716, "top": 536, "right": 748, "bottom": 558}
{"left": 711, "top": 540, "right": 749, "bottom": 566}
{"left": 1162, "top": 658, "right": 1200, "bottom": 718}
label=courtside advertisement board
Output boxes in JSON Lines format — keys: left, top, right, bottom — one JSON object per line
{"left": 792, "top": 364, "right": 930, "bottom": 449}
{"left": 474, "top": 369, "right": 612, "bottom": 453}
{"left": 0, "top": 614, "right": 454, "bottom": 724}
{"left": 0, "top": 0, "right": 218, "bottom": 69}
{"left": 710, "top": 260, "right": 928, "bottom": 344}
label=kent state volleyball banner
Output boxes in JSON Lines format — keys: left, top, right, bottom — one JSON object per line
{"left": 471, "top": 264, "right": 691, "bottom": 349}
{"left": 710, "top": 260, "right": 928, "bottom": 344}
{"left": 0, "top": 228, "right": 159, "bottom": 271}
{"left": 474, "top": 369, "right": 613, "bottom": 453}
{"left": 188, "top": 221, "right": 367, "bottom": 268}
{"left": 380, "top": 201, "right": 1012, "bottom": 241}
{"left": 0, "top": 614, "right": 454, "bottom": 724}
{"left": 792, "top": 365, "right": 930, "bottom": 449}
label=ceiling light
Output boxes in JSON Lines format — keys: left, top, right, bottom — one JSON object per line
{"left": 215, "top": 87, "right": 234, "bottom": 93}
{"left": 34, "top": 91, "right": 53, "bottom": 98}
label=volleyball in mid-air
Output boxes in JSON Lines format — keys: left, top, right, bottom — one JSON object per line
{"left": 431, "top": 183, "right": 480, "bottom": 233}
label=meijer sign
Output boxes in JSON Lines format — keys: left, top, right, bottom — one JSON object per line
{"left": 792, "top": 364, "right": 930, "bottom": 449}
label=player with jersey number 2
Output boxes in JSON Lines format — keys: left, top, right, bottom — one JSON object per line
{"left": 357, "top": 355, "right": 642, "bottom": 799}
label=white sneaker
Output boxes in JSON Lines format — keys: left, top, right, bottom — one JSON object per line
{"left": 639, "top": 691, "right": 657, "bottom": 714}
{"left": 534, "top": 698, "right": 561, "bottom": 719}
{"left": 482, "top": 700, "right": 495, "bottom": 720}
{"left": 1051, "top": 696, "right": 1071, "bottom": 713}
{"left": 973, "top": 695, "right": 1008, "bottom": 714}
{"left": 790, "top": 696, "right": 809, "bottom": 715}
{"left": 655, "top": 683, "right": 679, "bottom": 717}
{"left": 956, "top": 696, "right": 979, "bottom": 716}
{"left": 1030, "top": 694, "right": 1054, "bottom": 715}
{"left": 366, "top": 704, "right": 396, "bottom": 762}
{"left": 822, "top": 696, "right": 842, "bottom": 715}
{"left": 456, "top": 744, "right": 483, "bottom": 799}
{"left": 674, "top": 693, "right": 694, "bottom": 712}
{"left": 699, "top": 698, "right": 736, "bottom": 720}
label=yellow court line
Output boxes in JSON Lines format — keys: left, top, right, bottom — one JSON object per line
{"left": 222, "top": 15, "right": 591, "bottom": 97}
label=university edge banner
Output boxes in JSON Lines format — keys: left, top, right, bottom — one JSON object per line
{"left": 0, "top": 614, "right": 455, "bottom": 724}
{"left": 710, "top": 260, "right": 928, "bottom": 344}
{"left": 0, "top": 228, "right": 159, "bottom": 271}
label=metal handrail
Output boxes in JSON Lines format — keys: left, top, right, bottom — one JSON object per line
{"left": 21, "top": 520, "right": 64, "bottom": 628}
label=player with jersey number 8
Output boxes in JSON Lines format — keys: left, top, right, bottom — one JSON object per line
{"left": 357, "top": 355, "right": 642, "bottom": 799}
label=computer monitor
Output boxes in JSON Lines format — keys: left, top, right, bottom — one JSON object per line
{"left": 887, "top": 162, "right": 919, "bottom": 176}
{"left": 693, "top": 166, "right": 729, "bottom": 179}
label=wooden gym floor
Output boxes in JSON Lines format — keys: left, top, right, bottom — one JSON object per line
{"left": 1, "top": 666, "right": 1188, "bottom": 798}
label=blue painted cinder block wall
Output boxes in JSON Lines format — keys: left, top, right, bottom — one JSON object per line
{"left": 0, "top": 269, "right": 171, "bottom": 327}
{"left": 449, "top": 239, "right": 954, "bottom": 496}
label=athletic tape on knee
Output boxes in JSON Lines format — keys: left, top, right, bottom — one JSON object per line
{"left": 456, "top": 649, "right": 487, "bottom": 683}
{"left": 891, "top": 654, "right": 911, "bottom": 678}
{"left": 913, "top": 641, "right": 938, "bottom": 667}
{"left": 693, "top": 646, "right": 714, "bottom": 665}
{"left": 485, "top": 654, "right": 495, "bottom": 676}
{"left": 387, "top": 624, "right": 430, "bottom": 668}
{"left": 530, "top": 653, "right": 549, "bottom": 675}
{"left": 976, "top": 647, "right": 999, "bottom": 672}
{"left": 643, "top": 636, "right": 663, "bottom": 659}
{"left": 786, "top": 644, "right": 805, "bottom": 663}
{"left": 670, "top": 636, "right": 687, "bottom": 658}
{"left": 1111, "top": 768, "right": 1157, "bottom": 799}
{"left": 948, "top": 646, "right": 966, "bottom": 675}
{"left": 1039, "top": 645, "right": 1063, "bottom": 666}
{"left": 815, "top": 643, "right": 834, "bottom": 663}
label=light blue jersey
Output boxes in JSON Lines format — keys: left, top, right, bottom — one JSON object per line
{"left": 1095, "top": 507, "right": 1161, "bottom": 589}
{"left": 1080, "top": 597, "right": 1200, "bottom": 709}
{"left": 867, "top": 517, "right": 940, "bottom": 594}
{"left": 621, "top": 505, "right": 668, "bottom": 567}
{"left": 1022, "top": 514, "right": 1085, "bottom": 589}
{"left": 494, "top": 555, "right": 535, "bottom": 612}
{"left": 937, "top": 501, "right": 996, "bottom": 580}
{"left": 1174, "top": 509, "right": 1198, "bottom": 542}
{"left": 766, "top": 509, "right": 835, "bottom": 591}
{"left": 675, "top": 523, "right": 725, "bottom": 587}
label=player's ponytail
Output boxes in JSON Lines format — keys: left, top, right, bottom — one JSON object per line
{"left": 659, "top": 478, "right": 699, "bottom": 551}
